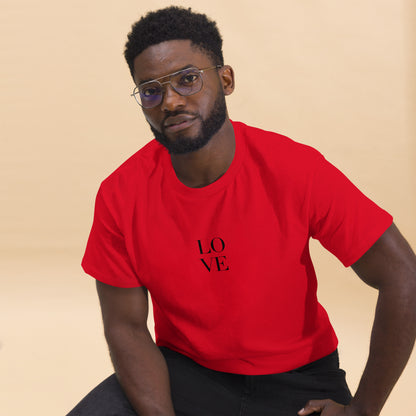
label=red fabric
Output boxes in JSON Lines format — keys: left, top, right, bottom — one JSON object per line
{"left": 82, "top": 121, "right": 393, "bottom": 375}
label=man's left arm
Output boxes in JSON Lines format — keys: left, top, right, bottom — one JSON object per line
{"left": 300, "top": 222, "right": 416, "bottom": 416}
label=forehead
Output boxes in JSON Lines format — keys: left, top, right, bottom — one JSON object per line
{"left": 132, "top": 39, "right": 213, "bottom": 85}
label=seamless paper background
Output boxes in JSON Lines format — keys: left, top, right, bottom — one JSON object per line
{"left": 1, "top": 1, "right": 415, "bottom": 414}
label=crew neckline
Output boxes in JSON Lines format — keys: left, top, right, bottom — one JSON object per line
{"left": 162, "top": 120, "right": 245, "bottom": 197}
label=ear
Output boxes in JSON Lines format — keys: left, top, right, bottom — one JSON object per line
{"left": 219, "top": 65, "right": 235, "bottom": 96}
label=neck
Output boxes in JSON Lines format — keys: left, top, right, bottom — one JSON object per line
{"left": 170, "top": 119, "right": 235, "bottom": 188}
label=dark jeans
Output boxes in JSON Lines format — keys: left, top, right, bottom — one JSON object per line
{"left": 67, "top": 347, "right": 351, "bottom": 416}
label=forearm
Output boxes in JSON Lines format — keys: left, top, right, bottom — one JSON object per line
{"left": 349, "top": 285, "right": 416, "bottom": 416}
{"left": 300, "top": 225, "right": 416, "bottom": 416}
{"left": 106, "top": 326, "right": 176, "bottom": 416}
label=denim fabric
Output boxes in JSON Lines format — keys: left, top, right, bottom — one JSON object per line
{"left": 67, "top": 348, "right": 351, "bottom": 416}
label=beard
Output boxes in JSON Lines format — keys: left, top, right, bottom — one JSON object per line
{"left": 149, "top": 92, "right": 227, "bottom": 155}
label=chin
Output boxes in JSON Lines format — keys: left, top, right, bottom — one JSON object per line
{"left": 160, "top": 132, "right": 212, "bottom": 155}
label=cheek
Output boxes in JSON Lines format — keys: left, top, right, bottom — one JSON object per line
{"left": 198, "top": 89, "right": 219, "bottom": 116}
{"left": 143, "top": 110, "right": 160, "bottom": 129}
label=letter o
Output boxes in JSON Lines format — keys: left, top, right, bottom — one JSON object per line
{"left": 211, "top": 237, "right": 225, "bottom": 253}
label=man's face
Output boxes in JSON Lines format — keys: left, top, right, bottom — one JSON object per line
{"left": 132, "top": 40, "right": 229, "bottom": 154}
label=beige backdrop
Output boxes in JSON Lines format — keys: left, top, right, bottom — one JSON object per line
{"left": 1, "top": 0, "right": 415, "bottom": 415}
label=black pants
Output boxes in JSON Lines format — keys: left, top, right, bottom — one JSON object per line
{"left": 67, "top": 347, "right": 351, "bottom": 416}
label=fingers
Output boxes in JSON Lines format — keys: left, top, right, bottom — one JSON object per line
{"left": 298, "top": 399, "right": 335, "bottom": 415}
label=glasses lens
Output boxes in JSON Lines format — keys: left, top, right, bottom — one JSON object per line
{"left": 139, "top": 82, "right": 163, "bottom": 108}
{"left": 133, "top": 68, "right": 204, "bottom": 108}
{"left": 171, "top": 69, "right": 202, "bottom": 96}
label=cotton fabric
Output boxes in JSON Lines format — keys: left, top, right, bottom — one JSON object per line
{"left": 82, "top": 121, "right": 392, "bottom": 374}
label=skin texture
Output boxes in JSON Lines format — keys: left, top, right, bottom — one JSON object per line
{"left": 133, "top": 40, "right": 236, "bottom": 188}
{"left": 148, "top": 90, "right": 227, "bottom": 155}
{"left": 97, "top": 282, "right": 176, "bottom": 416}
{"left": 98, "top": 39, "right": 416, "bottom": 416}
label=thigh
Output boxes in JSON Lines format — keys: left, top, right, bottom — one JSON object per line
{"left": 67, "top": 349, "right": 245, "bottom": 416}
{"left": 66, "top": 374, "right": 137, "bottom": 416}
{"left": 161, "top": 347, "right": 243, "bottom": 416}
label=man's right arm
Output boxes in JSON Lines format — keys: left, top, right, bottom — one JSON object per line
{"left": 96, "top": 280, "right": 176, "bottom": 416}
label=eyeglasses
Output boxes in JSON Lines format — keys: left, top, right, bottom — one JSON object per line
{"left": 131, "top": 65, "right": 222, "bottom": 109}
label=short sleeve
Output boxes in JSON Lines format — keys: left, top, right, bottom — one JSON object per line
{"left": 81, "top": 184, "right": 143, "bottom": 288}
{"left": 309, "top": 155, "right": 393, "bottom": 267}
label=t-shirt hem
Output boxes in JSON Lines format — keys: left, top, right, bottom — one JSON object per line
{"left": 157, "top": 337, "right": 338, "bottom": 375}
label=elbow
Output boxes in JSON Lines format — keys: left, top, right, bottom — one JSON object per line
{"left": 103, "top": 320, "right": 150, "bottom": 348}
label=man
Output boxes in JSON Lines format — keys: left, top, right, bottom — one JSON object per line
{"left": 68, "top": 6, "right": 416, "bottom": 416}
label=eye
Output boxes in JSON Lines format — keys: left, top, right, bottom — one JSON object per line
{"left": 179, "top": 73, "right": 199, "bottom": 85}
{"left": 140, "top": 84, "right": 161, "bottom": 97}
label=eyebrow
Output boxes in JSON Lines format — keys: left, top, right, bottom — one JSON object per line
{"left": 138, "top": 64, "right": 196, "bottom": 86}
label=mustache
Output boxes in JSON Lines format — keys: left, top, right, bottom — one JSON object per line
{"left": 162, "top": 111, "right": 198, "bottom": 123}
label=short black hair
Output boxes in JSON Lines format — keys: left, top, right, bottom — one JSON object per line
{"left": 124, "top": 6, "right": 224, "bottom": 79}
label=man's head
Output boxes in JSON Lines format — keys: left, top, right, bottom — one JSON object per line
{"left": 124, "top": 7, "right": 234, "bottom": 155}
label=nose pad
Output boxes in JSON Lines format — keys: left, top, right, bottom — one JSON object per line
{"left": 160, "top": 83, "right": 186, "bottom": 111}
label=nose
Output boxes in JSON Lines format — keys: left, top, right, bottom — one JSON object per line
{"left": 160, "top": 83, "right": 186, "bottom": 112}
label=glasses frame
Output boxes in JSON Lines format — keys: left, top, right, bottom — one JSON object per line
{"left": 131, "top": 65, "right": 222, "bottom": 109}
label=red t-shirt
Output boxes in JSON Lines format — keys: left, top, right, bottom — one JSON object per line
{"left": 82, "top": 121, "right": 392, "bottom": 375}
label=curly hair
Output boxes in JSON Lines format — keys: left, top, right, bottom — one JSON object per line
{"left": 124, "top": 6, "right": 224, "bottom": 79}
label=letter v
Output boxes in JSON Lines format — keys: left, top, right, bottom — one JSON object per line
{"left": 200, "top": 257, "right": 215, "bottom": 272}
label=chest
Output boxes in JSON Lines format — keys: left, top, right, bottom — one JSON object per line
{"left": 128, "top": 173, "right": 310, "bottom": 299}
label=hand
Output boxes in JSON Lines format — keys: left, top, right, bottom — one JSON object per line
{"left": 298, "top": 399, "right": 360, "bottom": 416}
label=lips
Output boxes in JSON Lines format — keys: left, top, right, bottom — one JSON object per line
{"left": 163, "top": 114, "right": 197, "bottom": 133}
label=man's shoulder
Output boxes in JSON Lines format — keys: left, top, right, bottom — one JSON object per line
{"left": 233, "top": 120, "right": 323, "bottom": 165}
{"left": 100, "top": 139, "right": 164, "bottom": 192}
